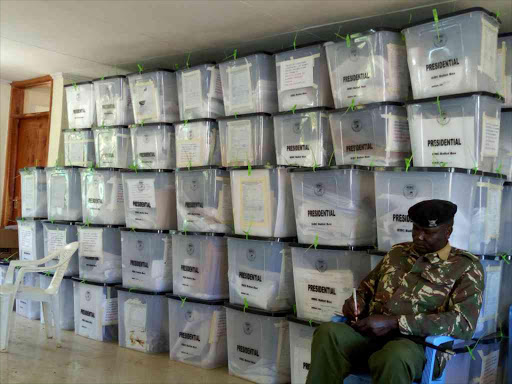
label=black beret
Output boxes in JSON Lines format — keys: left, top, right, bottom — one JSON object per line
{"left": 408, "top": 199, "right": 457, "bottom": 228}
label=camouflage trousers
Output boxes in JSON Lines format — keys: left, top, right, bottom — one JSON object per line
{"left": 306, "top": 322, "right": 438, "bottom": 384}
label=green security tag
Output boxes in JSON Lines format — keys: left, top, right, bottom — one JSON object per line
{"left": 100, "top": 76, "right": 105, "bottom": 81}
{"left": 309, "top": 319, "right": 313, "bottom": 327}
{"left": 72, "top": 82, "right": 77, "bottom": 90}
{"left": 3, "top": 254, "right": 15, "bottom": 263}
{"left": 137, "top": 64, "right": 144, "bottom": 73}
{"left": 175, "top": 64, "right": 180, "bottom": 70}
{"left": 50, "top": 218, "right": 55, "bottom": 224}
{"left": 183, "top": 220, "right": 188, "bottom": 235}
{"left": 291, "top": 104, "right": 297, "bottom": 114}
{"left": 234, "top": 113, "right": 238, "bottom": 119}
{"left": 472, "top": 163, "right": 478, "bottom": 174}
{"left": 433, "top": 9, "right": 441, "bottom": 42}
{"left": 401, "top": 32, "right": 406, "bottom": 42}
{"left": 369, "top": 158, "right": 375, "bottom": 167}
{"left": 466, "top": 345, "right": 476, "bottom": 360}
{"left": 130, "top": 227, "right": 136, "bottom": 232}
{"left": 293, "top": 32, "right": 298, "bottom": 50}
{"left": 186, "top": 53, "right": 191, "bottom": 68}
{"left": 496, "top": 10, "right": 500, "bottom": 20}
{"left": 180, "top": 296, "right": 187, "bottom": 307}
{"left": 243, "top": 298, "right": 249, "bottom": 312}
{"left": 499, "top": 252, "right": 510, "bottom": 264}
{"left": 129, "top": 287, "right": 135, "bottom": 292}
{"left": 243, "top": 223, "right": 253, "bottom": 240}
{"left": 293, "top": 304, "right": 297, "bottom": 315}
{"left": 247, "top": 159, "right": 252, "bottom": 176}
{"left": 80, "top": 279, "right": 86, "bottom": 284}
{"left": 344, "top": 99, "right": 356, "bottom": 115}
{"left": 405, "top": 155, "right": 413, "bottom": 172}
{"left": 346, "top": 34, "right": 351, "bottom": 48}
{"left": 184, "top": 119, "right": 188, "bottom": 126}
{"left": 328, "top": 152, "right": 335, "bottom": 167}
{"left": 84, "top": 218, "right": 91, "bottom": 227}
{"left": 313, "top": 234, "right": 319, "bottom": 249}
{"left": 187, "top": 159, "right": 192, "bottom": 170}
{"left": 495, "top": 162, "right": 503, "bottom": 174}
{"left": 44, "top": 271, "right": 51, "bottom": 277}
{"left": 129, "top": 162, "right": 138, "bottom": 173}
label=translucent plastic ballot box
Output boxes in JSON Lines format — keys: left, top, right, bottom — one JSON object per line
{"left": 172, "top": 232, "right": 228, "bottom": 301}
{"left": 117, "top": 287, "right": 170, "bottom": 353}
{"left": 15, "top": 270, "right": 41, "bottom": 320}
{"left": 273, "top": 107, "right": 333, "bottom": 168}
{"left": 495, "top": 109, "right": 512, "bottom": 180}
{"left": 120, "top": 228, "right": 173, "bottom": 293}
{"left": 0, "top": 261, "right": 9, "bottom": 285}
{"left": 290, "top": 244, "right": 373, "bottom": 322}
{"left": 406, "top": 92, "right": 503, "bottom": 172}
{"left": 64, "top": 81, "right": 96, "bottom": 129}
{"left": 225, "top": 303, "right": 291, "bottom": 384}
{"left": 374, "top": 167, "right": 480, "bottom": 253}
{"left": 498, "top": 182, "right": 512, "bottom": 255}
{"left": 127, "top": 68, "right": 179, "bottom": 124}
{"left": 174, "top": 119, "right": 221, "bottom": 168}
{"left": 72, "top": 278, "right": 118, "bottom": 342}
{"left": 325, "top": 29, "right": 409, "bottom": 109}
{"left": 177, "top": 63, "right": 225, "bottom": 120}
{"left": 175, "top": 167, "right": 233, "bottom": 233}
{"left": 402, "top": 8, "right": 500, "bottom": 99}
{"left": 63, "top": 129, "right": 96, "bottom": 167}
{"left": 218, "top": 113, "right": 276, "bottom": 167}
{"left": 42, "top": 220, "right": 79, "bottom": 277}
{"left": 39, "top": 272, "right": 75, "bottom": 331}
{"left": 444, "top": 336, "right": 502, "bottom": 384}
{"left": 17, "top": 218, "right": 45, "bottom": 261}
{"left": 121, "top": 170, "right": 177, "bottom": 230}
{"left": 168, "top": 294, "right": 227, "bottom": 369}
{"left": 130, "top": 123, "right": 176, "bottom": 170}
{"left": 230, "top": 167, "right": 297, "bottom": 238}
{"left": 92, "top": 125, "right": 133, "bottom": 169}
{"left": 227, "top": 235, "right": 295, "bottom": 312}
{"left": 497, "top": 33, "right": 512, "bottom": 108}
{"left": 275, "top": 43, "right": 334, "bottom": 112}
{"left": 20, "top": 167, "right": 47, "bottom": 219}
{"left": 290, "top": 166, "right": 376, "bottom": 247}
{"left": 77, "top": 224, "right": 122, "bottom": 284}
{"left": 473, "top": 257, "right": 503, "bottom": 339}
{"left": 93, "top": 75, "right": 134, "bottom": 127}
{"left": 46, "top": 167, "right": 82, "bottom": 221}
{"left": 329, "top": 103, "right": 411, "bottom": 167}
{"left": 219, "top": 52, "right": 278, "bottom": 116}
{"left": 469, "top": 173, "right": 506, "bottom": 256}
{"left": 288, "top": 316, "right": 323, "bottom": 384}
{"left": 80, "top": 168, "right": 125, "bottom": 225}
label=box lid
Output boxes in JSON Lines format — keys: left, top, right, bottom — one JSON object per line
{"left": 224, "top": 302, "right": 292, "bottom": 317}
{"left": 289, "top": 243, "right": 375, "bottom": 252}
{"left": 166, "top": 294, "right": 225, "bottom": 306}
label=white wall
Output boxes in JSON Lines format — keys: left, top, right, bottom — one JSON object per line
{"left": 0, "top": 80, "right": 12, "bottom": 224}
{"left": 23, "top": 84, "right": 51, "bottom": 113}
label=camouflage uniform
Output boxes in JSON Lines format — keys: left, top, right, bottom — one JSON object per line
{"left": 306, "top": 242, "right": 484, "bottom": 384}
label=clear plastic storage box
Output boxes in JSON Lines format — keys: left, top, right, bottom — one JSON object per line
{"left": 46, "top": 167, "right": 82, "bottom": 221}
{"left": 42, "top": 220, "right": 79, "bottom": 276}
{"left": 80, "top": 168, "right": 125, "bottom": 225}
{"left": 290, "top": 244, "right": 373, "bottom": 322}
{"left": 290, "top": 166, "right": 376, "bottom": 246}
{"left": 15, "top": 270, "right": 41, "bottom": 320}
{"left": 402, "top": 8, "right": 500, "bottom": 99}
{"left": 120, "top": 228, "right": 173, "bottom": 292}
{"left": 329, "top": 103, "right": 411, "bottom": 166}
{"left": 177, "top": 63, "right": 225, "bottom": 120}
{"left": 219, "top": 52, "right": 278, "bottom": 116}
{"left": 93, "top": 75, "right": 134, "bottom": 127}
{"left": 117, "top": 287, "right": 170, "bottom": 353}
{"left": 172, "top": 232, "right": 228, "bottom": 300}
{"left": 407, "top": 92, "right": 503, "bottom": 172}
{"left": 176, "top": 167, "right": 233, "bottom": 233}
{"left": 498, "top": 182, "right": 511, "bottom": 255}
{"left": 273, "top": 107, "right": 333, "bottom": 167}
{"left": 227, "top": 235, "right": 295, "bottom": 311}
{"left": 469, "top": 172, "right": 506, "bottom": 256}
{"left": 175, "top": 119, "right": 221, "bottom": 168}
{"left": 122, "top": 170, "right": 177, "bottom": 230}
{"left": 275, "top": 43, "right": 334, "bottom": 112}
{"left": 218, "top": 113, "right": 276, "bottom": 167}
{"left": 130, "top": 123, "right": 175, "bottom": 170}
{"left": 168, "top": 294, "right": 227, "bottom": 369}
{"left": 20, "top": 167, "right": 47, "bottom": 219}
{"left": 230, "top": 167, "right": 296, "bottom": 238}
{"left": 93, "top": 125, "right": 133, "bottom": 169}
{"left": 375, "top": 167, "right": 481, "bottom": 252}
{"left": 77, "top": 224, "right": 122, "bottom": 284}
{"left": 288, "top": 316, "right": 322, "bottom": 384}
{"left": 72, "top": 278, "right": 118, "bottom": 342}
{"left": 325, "top": 29, "right": 409, "bottom": 108}
{"left": 127, "top": 69, "right": 179, "bottom": 124}
{"left": 17, "top": 218, "right": 45, "bottom": 261}
{"left": 39, "top": 272, "right": 75, "bottom": 330}
{"left": 497, "top": 33, "right": 512, "bottom": 107}
{"left": 225, "top": 303, "right": 291, "bottom": 384}
{"left": 64, "top": 81, "right": 96, "bottom": 129}
{"left": 495, "top": 109, "right": 512, "bottom": 180}
{"left": 63, "top": 129, "right": 95, "bottom": 167}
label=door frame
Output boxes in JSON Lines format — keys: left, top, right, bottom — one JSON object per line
{"left": 1, "top": 75, "right": 53, "bottom": 227}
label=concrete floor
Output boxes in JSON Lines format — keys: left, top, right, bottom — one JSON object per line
{"left": 0, "top": 314, "right": 250, "bottom": 384}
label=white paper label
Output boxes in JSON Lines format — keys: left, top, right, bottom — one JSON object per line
{"left": 208, "top": 310, "right": 227, "bottom": 343}
{"left": 227, "top": 120, "right": 252, "bottom": 164}
{"left": 47, "top": 229, "right": 67, "bottom": 255}
{"left": 133, "top": 79, "right": 158, "bottom": 121}
{"left": 182, "top": 70, "right": 202, "bottom": 110}
{"left": 216, "top": 177, "right": 233, "bottom": 224}
{"left": 484, "top": 184, "right": 503, "bottom": 241}
{"left": 78, "top": 286, "right": 99, "bottom": 339}
{"left": 479, "top": 18, "right": 498, "bottom": 80}
{"left": 126, "top": 178, "right": 156, "bottom": 209}
{"left": 103, "top": 298, "right": 118, "bottom": 325}
{"left": 385, "top": 115, "right": 411, "bottom": 152}
{"left": 241, "top": 178, "right": 268, "bottom": 226}
{"left": 496, "top": 43, "right": 507, "bottom": 99}
{"left": 50, "top": 175, "right": 67, "bottom": 210}
{"left": 19, "top": 225, "right": 34, "bottom": 260}
{"left": 386, "top": 43, "right": 408, "bottom": 95}
{"left": 79, "top": 228, "right": 103, "bottom": 259}
{"left": 208, "top": 67, "right": 223, "bottom": 100}
{"left": 295, "top": 346, "right": 311, "bottom": 384}
{"left": 125, "top": 298, "right": 147, "bottom": 351}
{"left": 280, "top": 56, "right": 315, "bottom": 91}
{"left": 22, "top": 174, "right": 35, "bottom": 211}
{"left": 478, "top": 349, "right": 499, "bottom": 384}
{"left": 178, "top": 257, "right": 200, "bottom": 291}
{"left": 481, "top": 113, "right": 500, "bottom": 158}
{"left": 67, "top": 141, "right": 86, "bottom": 165}
{"left": 277, "top": 248, "right": 293, "bottom": 299}
{"left": 136, "top": 133, "right": 157, "bottom": 160}
{"left": 480, "top": 265, "right": 501, "bottom": 323}
{"left": 228, "top": 64, "right": 253, "bottom": 109}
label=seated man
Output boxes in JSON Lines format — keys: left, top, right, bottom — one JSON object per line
{"left": 306, "top": 199, "right": 484, "bottom": 384}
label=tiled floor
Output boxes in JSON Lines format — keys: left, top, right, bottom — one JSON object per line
{"left": 0, "top": 314, "right": 250, "bottom": 384}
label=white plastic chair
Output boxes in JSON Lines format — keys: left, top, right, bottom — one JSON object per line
{"left": 0, "top": 242, "right": 79, "bottom": 352}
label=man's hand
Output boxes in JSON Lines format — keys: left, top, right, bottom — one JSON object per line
{"left": 342, "top": 295, "right": 365, "bottom": 322}
{"left": 354, "top": 315, "right": 399, "bottom": 337}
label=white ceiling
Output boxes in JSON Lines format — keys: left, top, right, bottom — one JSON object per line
{"left": 0, "top": 0, "right": 510, "bottom": 82}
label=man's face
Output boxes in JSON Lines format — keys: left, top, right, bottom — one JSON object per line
{"left": 411, "top": 222, "right": 452, "bottom": 254}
